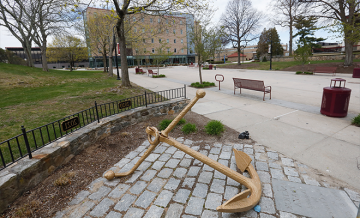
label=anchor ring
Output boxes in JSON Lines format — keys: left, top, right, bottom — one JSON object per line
{"left": 147, "top": 126, "right": 160, "bottom": 145}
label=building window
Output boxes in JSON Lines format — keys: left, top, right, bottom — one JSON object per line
{"left": 174, "top": 39, "right": 176, "bottom": 43}
{"left": 133, "top": 17, "right": 136, "bottom": 22}
{"left": 167, "top": 48, "right": 170, "bottom": 53}
{"left": 151, "top": 38, "right": 154, "bottom": 43}
{"left": 180, "top": 20, "right": 182, "bottom": 25}
{"left": 180, "top": 29, "right": 183, "bottom": 34}
{"left": 166, "top": 29, "right": 169, "bottom": 34}
{"left": 181, "top": 39, "right": 183, "bottom": 44}
{"left": 143, "top": 39, "right": 146, "bottom": 43}
{"left": 152, "top": 48, "right": 155, "bottom": 53}
{"left": 158, "top": 18, "right": 160, "bottom": 23}
{"left": 136, "top": 49, "right": 139, "bottom": 54}
{"left": 159, "top": 38, "right": 161, "bottom": 43}
{"left": 134, "top": 27, "right": 137, "bottom": 33}
{"left": 166, "top": 19, "right": 168, "bottom": 24}
{"left": 143, "top": 48, "right": 146, "bottom": 53}
{"left": 174, "top": 48, "right": 177, "bottom": 53}
{"left": 173, "top": 29, "right": 176, "bottom": 34}
{"left": 167, "top": 39, "right": 169, "bottom": 43}
{"left": 141, "top": 17, "right": 144, "bottom": 22}
{"left": 151, "top": 29, "right": 153, "bottom": 33}
{"left": 150, "top": 18, "right": 153, "bottom": 23}
{"left": 181, "top": 48, "right": 184, "bottom": 53}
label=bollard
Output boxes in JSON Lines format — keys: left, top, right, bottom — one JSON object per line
{"left": 215, "top": 74, "right": 224, "bottom": 90}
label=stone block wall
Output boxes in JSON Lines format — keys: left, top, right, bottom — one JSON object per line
{"left": 272, "top": 54, "right": 360, "bottom": 62}
{"left": 0, "top": 99, "right": 189, "bottom": 214}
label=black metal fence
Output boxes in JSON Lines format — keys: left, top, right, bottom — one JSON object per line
{"left": 0, "top": 86, "right": 186, "bottom": 171}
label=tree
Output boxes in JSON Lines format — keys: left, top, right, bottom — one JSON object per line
{"left": 47, "top": 35, "right": 88, "bottom": 71}
{"left": 293, "top": 15, "right": 325, "bottom": 48}
{"left": 294, "top": 42, "right": 312, "bottom": 73}
{"left": 270, "top": 0, "right": 309, "bottom": 56}
{"left": 309, "top": 0, "right": 360, "bottom": 66}
{"left": 221, "top": 0, "right": 261, "bottom": 65}
{"left": 256, "top": 28, "right": 284, "bottom": 59}
{"left": 152, "top": 41, "right": 173, "bottom": 73}
{"left": 112, "top": 0, "right": 209, "bottom": 87}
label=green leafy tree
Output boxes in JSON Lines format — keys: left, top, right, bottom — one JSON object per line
{"left": 294, "top": 42, "right": 312, "bottom": 73}
{"left": 256, "top": 28, "right": 284, "bottom": 60}
{"left": 0, "top": 48, "right": 7, "bottom": 63}
{"left": 152, "top": 42, "right": 173, "bottom": 73}
{"left": 293, "top": 15, "right": 325, "bottom": 48}
{"left": 47, "top": 35, "right": 88, "bottom": 71}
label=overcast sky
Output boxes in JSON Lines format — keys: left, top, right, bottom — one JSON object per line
{"left": 0, "top": 0, "right": 343, "bottom": 49}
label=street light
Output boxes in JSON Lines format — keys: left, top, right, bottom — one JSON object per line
{"left": 113, "top": 25, "right": 121, "bottom": 80}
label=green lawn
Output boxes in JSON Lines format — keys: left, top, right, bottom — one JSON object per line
{"left": 0, "top": 63, "right": 154, "bottom": 165}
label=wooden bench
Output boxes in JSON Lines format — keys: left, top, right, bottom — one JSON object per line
{"left": 148, "top": 69, "right": 158, "bottom": 77}
{"left": 312, "top": 67, "right": 337, "bottom": 76}
{"left": 233, "top": 78, "right": 271, "bottom": 101}
{"left": 135, "top": 68, "right": 145, "bottom": 74}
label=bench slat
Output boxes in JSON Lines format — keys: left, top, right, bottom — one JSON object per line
{"left": 233, "top": 78, "right": 271, "bottom": 101}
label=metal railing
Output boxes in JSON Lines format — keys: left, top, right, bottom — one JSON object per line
{"left": 0, "top": 85, "right": 186, "bottom": 170}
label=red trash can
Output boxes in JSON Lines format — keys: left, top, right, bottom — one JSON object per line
{"left": 353, "top": 68, "right": 360, "bottom": 78}
{"left": 320, "top": 78, "right": 351, "bottom": 117}
{"left": 209, "top": 65, "right": 213, "bottom": 70}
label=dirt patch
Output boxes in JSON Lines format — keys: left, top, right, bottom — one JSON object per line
{"left": 1, "top": 111, "right": 249, "bottom": 218}
{"left": 282, "top": 62, "right": 357, "bottom": 74}
{"left": 217, "top": 63, "right": 260, "bottom": 69}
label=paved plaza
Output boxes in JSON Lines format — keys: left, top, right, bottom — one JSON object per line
{"left": 55, "top": 66, "right": 359, "bottom": 217}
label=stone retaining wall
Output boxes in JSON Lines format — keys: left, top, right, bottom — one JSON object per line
{"left": 272, "top": 54, "right": 360, "bottom": 62}
{"left": 0, "top": 99, "right": 189, "bottom": 214}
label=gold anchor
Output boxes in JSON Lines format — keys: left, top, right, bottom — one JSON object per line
{"left": 104, "top": 89, "right": 262, "bottom": 213}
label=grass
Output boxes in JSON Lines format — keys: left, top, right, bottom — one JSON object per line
{"left": 158, "top": 118, "right": 186, "bottom": 130}
{"left": 352, "top": 114, "right": 360, "bottom": 127}
{"left": 152, "top": 74, "right": 166, "bottom": 78}
{"left": 181, "top": 123, "right": 197, "bottom": 134}
{"left": 204, "top": 120, "right": 225, "bottom": 136}
{"left": 190, "top": 81, "right": 215, "bottom": 88}
{"left": 0, "top": 63, "right": 155, "bottom": 165}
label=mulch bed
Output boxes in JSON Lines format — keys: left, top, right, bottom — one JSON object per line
{"left": 1, "top": 111, "right": 250, "bottom": 218}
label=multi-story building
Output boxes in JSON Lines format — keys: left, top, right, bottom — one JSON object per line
{"left": 85, "top": 7, "right": 196, "bottom": 68}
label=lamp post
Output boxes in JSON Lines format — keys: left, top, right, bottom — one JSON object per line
{"left": 270, "top": 33, "right": 273, "bottom": 70}
{"left": 113, "top": 25, "right": 121, "bottom": 80}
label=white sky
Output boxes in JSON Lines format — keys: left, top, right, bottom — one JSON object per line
{"left": 0, "top": 0, "right": 343, "bottom": 49}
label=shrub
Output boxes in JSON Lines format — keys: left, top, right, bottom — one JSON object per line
{"left": 177, "top": 118, "right": 186, "bottom": 125}
{"left": 191, "top": 81, "right": 216, "bottom": 88}
{"left": 262, "top": 56, "right": 267, "bottom": 62}
{"left": 352, "top": 114, "right": 360, "bottom": 127}
{"left": 182, "top": 123, "right": 197, "bottom": 134}
{"left": 158, "top": 119, "right": 172, "bottom": 130}
{"left": 152, "top": 74, "right": 166, "bottom": 78}
{"left": 203, "top": 67, "right": 209, "bottom": 70}
{"left": 204, "top": 120, "right": 225, "bottom": 136}
{"left": 296, "top": 71, "right": 302, "bottom": 74}
{"left": 304, "top": 72, "right": 313, "bottom": 74}
{"left": 53, "top": 172, "right": 76, "bottom": 186}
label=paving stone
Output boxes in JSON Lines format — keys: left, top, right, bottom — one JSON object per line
{"left": 208, "top": 154, "right": 219, "bottom": 161}
{"left": 184, "top": 139, "right": 193, "bottom": 145}
{"left": 152, "top": 161, "right": 166, "bottom": 170}
{"left": 259, "top": 197, "right": 276, "bottom": 214}
{"left": 244, "top": 148, "right": 254, "bottom": 155}
{"left": 154, "top": 146, "right": 167, "bottom": 154}
{"left": 69, "top": 201, "right": 95, "bottom": 217}
{"left": 288, "top": 176, "right": 301, "bottom": 183}
{"left": 233, "top": 144, "right": 243, "bottom": 150}
{"left": 129, "top": 181, "right": 147, "bottom": 194}
{"left": 138, "top": 150, "right": 146, "bottom": 156}
{"left": 176, "top": 137, "right": 184, "bottom": 142}
{"left": 183, "top": 215, "right": 197, "bottom": 218}
{"left": 210, "top": 147, "right": 221, "bottom": 154}
{"left": 302, "top": 175, "right": 320, "bottom": 186}
{"left": 119, "top": 162, "right": 136, "bottom": 173}
{"left": 173, "top": 189, "right": 191, "bottom": 203}
{"left": 123, "top": 208, "right": 144, "bottom": 218}
{"left": 204, "top": 144, "right": 210, "bottom": 149}
{"left": 185, "top": 197, "right": 205, "bottom": 216}
{"left": 201, "top": 210, "right": 218, "bottom": 218}
{"left": 227, "top": 177, "right": 240, "bottom": 187}
{"left": 205, "top": 192, "right": 223, "bottom": 210}
{"left": 125, "top": 171, "right": 142, "bottom": 183}
{"left": 260, "top": 213, "right": 276, "bottom": 218}
{"left": 187, "top": 166, "right": 201, "bottom": 177}
{"left": 219, "top": 151, "right": 231, "bottom": 160}
{"left": 281, "top": 157, "right": 294, "bottom": 166}
{"left": 224, "top": 186, "right": 239, "bottom": 200}
{"left": 165, "top": 147, "right": 178, "bottom": 154}
{"left": 125, "top": 151, "right": 139, "bottom": 159}
{"left": 173, "top": 168, "right": 187, "bottom": 178}
{"left": 135, "top": 191, "right": 157, "bottom": 208}
{"left": 144, "top": 205, "right": 164, "bottom": 218}
{"left": 147, "top": 177, "right": 167, "bottom": 193}
{"left": 193, "top": 183, "right": 208, "bottom": 198}
{"left": 154, "top": 190, "right": 174, "bottom": 207}
{"left": 263, "top": 183, "right": 273, "bottom": 198}
{"left": 179, "top": 158, "right": 192, "bottom": 167}
{"left": 270, "top": 168, "right": 285, "bottom": 180}
{"left": 256, "top": 162, "right": 269, "bottom": 172}
{"left": 210, "top": 178, "right": 226, "bottom": 194}
{"left": 136, "top": 145, "right": 147, "bottom": 153}
{"left": 203, "top": 164, "right": 215, "bottom": 172}
{"left": 193, "top": 159, "right": 204, "bottom": 166}
{"left": 90, "top": 198, "right": 115, "bottom": 217}
{"left": 198, "top": 171, "right": 213, "bottom": 184}
{"left": 297, "top": 163, "right": 308, "bottom": 168}
{"left": 344, "top": 188, "right": 360, "bottom": 202}
{"left": 273, "top": 179, "right": 357, "bottom": 217}
{"left": 164, "top": 178, "right": 181, "bottom": 190}
{"left": 258, "top": 171, "right": 271, "bottom": 183}
{"left": 221, "top": 145, "right": 232, "bottom": 152}
{"left": 158, "top": 153, "right": 172, "bottom": 162}
{"left": 145, "top": 153, "right": 160, "bottom": 162}
{"left": 89, "top": 177, "right": 107, "bottom": 191}
{"left": 191, "top": 145, "right": 200, "bottom": 151}
{"left": 142, "top": 140, "right": 150, "bottom": 146}
{"left": 199, "top": 150, "right": 209, "bottom": 156}
{"left": 255, "top": 147, "right": 265, "bottom": 153}
{"left": 213, "top": 143, "right": 222, "bottom": 147}
{"left": 173, "top": 151, "right": 185, "bottom": 159}
{"left": 141, "top": 170, "right": 157, "bottom": 181}
{"left": 165, "top": 203, "right": 184, "bottom": 218}
{"left": 228, "top": 208, "right": 258, "bottom": 218}
{"left": 158, "top": 168, "right": 173, "bottom": 178}
{"left": 182, "top": 178, "right": 196, "bottom": 189}
{"left": 104, "top": 177, "right": 121, "bottom": 187}
{"left": 114, "top": 194, "right": 136, "bottom": 212}
{"left": 284, "top": 167, "right": 299, "bottom": 177}
{"left": 69, "top": 190, "right": 90, "bottom": 205}
{"left": 105, "top": 211, "right": 122, "bottom": 218}
{"left": 89, "top": 186, "right": 112, "bottom": 200}
{"left": 115, "top": 158, "right": 131, "bottom": 168}
{"left": 279, "top": 211, "right": 297, "bottom": 218}
{"left": 166, "top": 159, "right": 181, "bottom": 168}
{"left": 267, "top": 152, "right": 279, "bottom": 160}
{"left": 269, "top": 162, "right": 281, "bottom": 169}
{"left": 138, "top": 161, "right": 152, "bottom": 171}
{"left": 108, "top": 184, "right": 130, "bottom": 199}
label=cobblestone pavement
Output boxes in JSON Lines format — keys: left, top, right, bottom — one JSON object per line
{"left": 55, "top": 138, "right": 360, "bottom": 218}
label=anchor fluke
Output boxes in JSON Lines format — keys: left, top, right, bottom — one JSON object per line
{"left": 233, "top": 148, "right": 252, "bottom": 173}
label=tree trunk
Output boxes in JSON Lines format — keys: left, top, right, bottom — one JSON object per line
{"left": 117, "top": 18, "right": 131, "bottom": 87}
{"left": 39, "top": 46, "right": 48, "bottom": 71}
{"left": 102, "top": 46, "right": 107, "bottom": 73}
{"left": 289, "top": 24, "right": 293, "bottom": 56}
{"left": 344, "top": 40, "right": 354, "bottom": 66}
{"left": 237, "top": 45, "right": 241, "bottom": 65}
{"left": 198, "top": 54, "right": 203, "bottom": 84}
{"left": 109, "top": 53, "right": 113, "bottom": 77}
{"left": 22, "top": 41, "right": 34, "bottom": 67}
